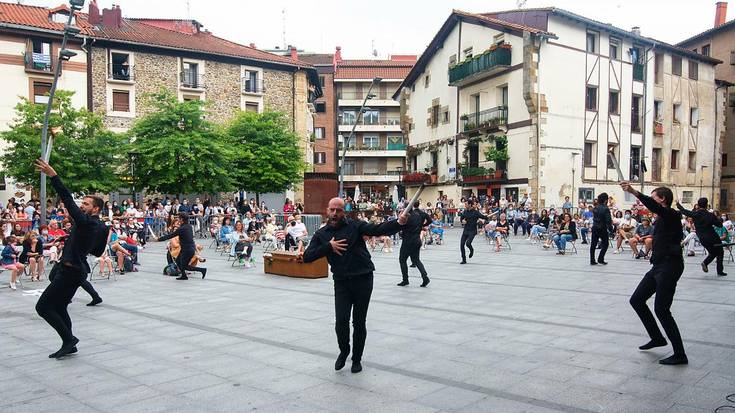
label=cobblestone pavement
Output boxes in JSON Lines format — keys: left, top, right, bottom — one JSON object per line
{"left": 2, "top": 229, "right": 735, "bottom": 412}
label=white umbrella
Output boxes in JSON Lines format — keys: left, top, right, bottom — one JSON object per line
{"left": 354, "top": 184, "right": 360, "bottom": 201}
{"left": 392, "top": 185, "right": 399, "bottom": 203}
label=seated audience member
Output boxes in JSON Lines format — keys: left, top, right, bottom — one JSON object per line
{"left": 430, "top": 214, "right": 444, "bottom": 245}
{"left": 529, "top": 209, "right": 550, "bottom": 243}
{"left": 2, "top": 236, "right": 24, "bottom": 290}
{"left": 229, "top": 221, "right": 255, "bottom": 267}
{"left": 552, "top": 212, "right": 577, "bottom": 255}
{"left": 218, "top": 217, "right": 234, "bottom": 246}
{"left": 285, "top": 216, "right": 309, "bottom": 252}
{"left": 11, "top": 222, "right": 25, "bottom": 237}
{"left": 19, "top": 230, "right": 43, "bottom": 281}
{"left": 630, "top": 217, "right": 654, "bottom": 259}
{"left": 543, "top": 216, "right": 562, "bottom": 249}
{"left": 39, "top": 225, "right": 61, "bottom": 263}
{"left": 681, "top": 217, "right": 698, "bottom": 257}
{"left": 614, "top": 210, "right": 637, "bottom": 254}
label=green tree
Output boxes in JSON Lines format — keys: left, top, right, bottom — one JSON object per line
{"left": 1, "top": 90, "right": 125, "bottom": 195}
{"left": 129, "top": 89, "right": 236, "bottom": 196}
{"left": 226, "top": 111, "right": 306, "bottom": 195}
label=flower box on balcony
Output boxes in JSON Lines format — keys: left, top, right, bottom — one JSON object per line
{"left": 403, "top": 172, "right": 430, "bottom": 184}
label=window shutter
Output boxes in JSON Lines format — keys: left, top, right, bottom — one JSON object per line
{"left": 112, "top": 90, "right": 130, "bottom": 112}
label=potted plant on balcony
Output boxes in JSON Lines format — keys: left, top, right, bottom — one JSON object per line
{"left": 403, "top": 172, "right": 430, "bottom": 184}
{"left": 485, "top": 135, "right": 509, "bottom": 179}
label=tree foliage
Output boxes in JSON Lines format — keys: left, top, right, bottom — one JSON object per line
{"left": 129, "top": 89, "right": 236, "bottom": 196}
{"left": 0, "top": 90, "right": 126, "bottom": 195}
{"left": 226, "top": 111, "right": 306, "bottom": 194}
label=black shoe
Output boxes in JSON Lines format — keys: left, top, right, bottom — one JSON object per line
{"left": 397, "top": 280, "right": 409, "bottom": 287}
{"left": 176, "top": 274, "right": 189, "bottom": 280}
{"left": 598, "top": 261, "right": 608, "bottom": 265}
{"left": 201, "top": 268, "right": 207, "bottom": 279}
{"left": 409, "top": 264, "right": 416, "bottom": 268}
{"left": 351, "top": 361, "right": 363, "bottom": 373}
{"left": 335, "top": 352, "right": 348, "bottom": 371}
{"left": 53, "top": 337, "right": 79, "bottom": 359}
{"left": 590, "top": 261, "right": 598, "bottom": 265}
{"left": 86, "top": 297, "right": 102, "bottom": 307}
{"left": 49, "top": 346, "right": 77, "bottom": 358}
{"left": 469, "top": 249, "right": 474, "bottom": 258}
{"left": 639, "top": 339, "right": 667, "bottom": 350}
{"left": 718, "top": 272, "right": 728, "bottom": 276}
{"left": 421, "top": 278, "right": 430, "bottom": 288}
{"left": 701, "top": 262, "right": 709, "bottom": 273}
{"left": 581, "top": 241, "right": 588, "bottom": 244}
{"left": 460, "top": 260, "right": 467, "bottom": 265}
{"left": 659, "top": 354, "right": 688, "bottom": 365}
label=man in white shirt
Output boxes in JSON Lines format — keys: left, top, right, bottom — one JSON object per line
{"left": 286, "top": 216, "right": 308, "bottom": 252}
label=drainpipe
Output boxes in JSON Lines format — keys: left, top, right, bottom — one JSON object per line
{"left": 714, "top": 82, "right": 727, "bottom": 206}
{"left": 81, "top": 37, "right": 95, "bottom": 111}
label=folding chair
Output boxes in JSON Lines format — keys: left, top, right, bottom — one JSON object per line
{"left": 565, "top": 240, "right": 578, "bottom": 254}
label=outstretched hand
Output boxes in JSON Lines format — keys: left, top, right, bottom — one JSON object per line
{"left": 398, "top": 212, "right": 408, "bottom": 225}
{"left": 620, "top": 181, "right": 636, "bottom": 195}
{"left": 34, "top": 158, "right": 57, "bottom": 177}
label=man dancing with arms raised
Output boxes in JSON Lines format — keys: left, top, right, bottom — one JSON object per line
{"left": 620, "top": 181, "right": 688, "bottom": 365}
{"left": 301, "top": 197, "right": 407, "bottom": 373}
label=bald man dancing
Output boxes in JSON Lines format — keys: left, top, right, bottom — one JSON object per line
{"left": 302, "top": 198, "right": 407, "bottom": 373}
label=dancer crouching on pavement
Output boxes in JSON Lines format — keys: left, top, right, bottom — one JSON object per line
{"left": 156, "top": 212, "right": 207, "bottom": 280}
{"left": 621, "top": 181, "right": 688, "bottom": 365}
{"left": 301, "top": 197, "right": 407, "bottom": 373}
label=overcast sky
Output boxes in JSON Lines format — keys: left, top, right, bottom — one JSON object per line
{"left": 24, "top": 0, "right": 724, "bottom": 58}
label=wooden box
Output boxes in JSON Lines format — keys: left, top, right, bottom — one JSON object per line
{"left": 263, "top": 251, "right": 328, "bottom": 279}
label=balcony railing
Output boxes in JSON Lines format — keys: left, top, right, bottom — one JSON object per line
{"left": 633, "top": 63, "right": 644, "bottom": 81}
{"left": 338, "top": 116, "right": 401, "bottom": 126}
{"left": 180, "top": 71, "right": 205, "bottom": 89}
{"left": 341, "top": 143, "right": 407, "bottom": 151}
{"left": 448, "top": 45, "right": 512, "bottom": 85}
{"left": 108, "top": 63, "right": 134, "bottom": 81}
{"left": 25, "top": 52, "right": 54, "bottom": 72}
{"left": 461, "top": 106, "right": 508, "bottom": 132}
{"left": 337, "top": 91, "right": 391, "bottom": 100}
{"left": 242, "top": 78, "right": 265, "bottom": 94}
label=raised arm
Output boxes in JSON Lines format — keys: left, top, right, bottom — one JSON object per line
{"left": 621, "top": 181, "right": 666, "bottom": 216}
{"left": 34, "top": 159, "right": 86, "bottom": 224}
{"left": 157, "top": 227, "right": 183, "bottom": 242}
{"left": 676, "top": 202, "right": 694, "bottom": 218}
{"left": 359, "top": 219, "right": 401, "bottom": 237}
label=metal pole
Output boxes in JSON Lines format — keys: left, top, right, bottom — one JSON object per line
{"left": 338, "top": 77, "right": 381, "bottom": 197}
{"left": 40, "top": 9, "right": 76, "bottom": 226}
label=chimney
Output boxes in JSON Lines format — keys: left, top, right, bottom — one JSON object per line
{"left": 631, "top": 26, "right": 641, "bottom": 36}
{"left": 715, "top": 1, "right": 728, "bottom": 27}
{"left": 101, "top": 4, "right": 122, "bottom": 29}
{"left": 290, "top": 45, "right": 298, "bottom": 60}
{"left": 249, "top": 43, "right": 256, "bottom": 49}
{"left": 335, "top": 46, "right": 342, "bottom": 61}
{"left": 88, "top": 0, "right": 101, "bottom": 25}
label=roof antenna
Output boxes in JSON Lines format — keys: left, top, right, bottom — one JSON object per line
{"left": 516, "top": 0, "right": 527, "bottom": 7}
{"left": 372, "top": 39, "right": 378, "bottom": 57}
{"left": 282, "top": 8, "right": 287, "bottom": 50}
{"left": 186, "top": 0, "right": 191, "bottom": 19}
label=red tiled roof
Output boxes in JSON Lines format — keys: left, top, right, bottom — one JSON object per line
{"left": 455, "top": 9, "right": 550, "bottom": 34}
{"left": 335, "top": 58, "right": 415, "bottom": 79}
{"left": 0, "top": 2, "right": 93, "bottom": 34}
{"left": 298, "top": 53, "right": 335, "bottom": 65}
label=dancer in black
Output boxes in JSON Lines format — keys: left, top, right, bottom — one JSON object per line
{"left": 34, "top": 159, "right": 105, "bottom": 359}
{"left": 677, "top": 198, "right": 726, "bottom": 276}
{"left": 156, "top": 212, "right": 207, "bottom": 280}
{"left": 459, "top": 201, "right": 490, "bottom": 264}
{"left": 302, "top": 197, "right": 406, "bottom": 373}
{"left": 621, "top": 181, "right": 688, "bottom": 365}
{"left": 397, "top": 201, "right": 431, "bottom": 287}
{"left": 590, "top": 192, "right": 613, "bottom": 265}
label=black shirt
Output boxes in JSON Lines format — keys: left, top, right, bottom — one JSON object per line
{"left": 303, "top": 218, "right": 401, "bottom": 280}
{"left": 460, "top": 210, "right": 489, "bottom": 234}
{"left": 638, "top": 194, "right": 682, "bottom": 264}
{"left": 676, "top": 202, "right": 721, "bottom": 245}
{"left": 158, "top": 224, "right": 196, "bottom": 249}
{"left": 401, "top": 210, "right": 431, "bottom": 239}
{"left": 19, "top": 238, "right": 43, "bottom": 264}
{"left": 592, "top": 205, "right": 613, "bottom": 233}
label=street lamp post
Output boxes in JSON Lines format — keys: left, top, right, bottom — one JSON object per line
{"left": 39, "top": 0, "right": 85, "bottom": 225}
{"left": 128, "top": 151, "right": 138, "bottom": 203}
{"left": 338, "top": 77, "right": 382, "bottom": 198}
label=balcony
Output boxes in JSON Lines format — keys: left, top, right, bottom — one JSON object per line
{"left": 108, "top": 63, "right": 134, "bottom": 82}
{"left": 242, "top": 78, "right": 265, "bottom": 94}
{"left": 338, "top": 116, "right": 402, "bottom": 132}
{"left": 180, "top": 71, "right": 205, "bottom": 89}
{"left": 343, "top": 170, "right": 403, "bottom": 182}
{"left": 337, "top": 91, "right": 398, "bottom": 107}
{"left": 448, "top": 45, "right": 512, "bottom": 87}
{"left": 24, "top": 52, "right": 55, "bottom": 73}
{"left": 460, "top": 166, "right": 507, "bottom": 185}
{"left": 343, "top": 143, "right": 406, "bottom": 158}
{"left": 460, "top": 106, "right": 508, "bottom": 134}
{"left": 633, "top": 63, "right": 645, "bottom": 82}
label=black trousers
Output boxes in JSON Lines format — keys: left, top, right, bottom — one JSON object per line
{"left": 702, "top": 242, "right": 724, "bottom": 274}
{"left": 177, "top": 247, "right": 205, "bottom": 275}
{"left": 590, "top": 229, "right": 609, "bottom": 263}
{"left": 513, "top": 219, "right": 527, "bottom": 236}
{"left": 36, "top": 265, "right": 88, "bottom": 344}
{"left": 460, "top": 232, "right": 476, "bottom": 261}
{"left": 399, "top": 237, "right": 427, "bottom": 282}
{"left": 334, "top": 273, "right": 373, "bottom": 361}
{"left": 629, "top": 258, "right": 686, "bottom": 356}
{"left": 48, "top": 263, "right": 101, "bottom": 301}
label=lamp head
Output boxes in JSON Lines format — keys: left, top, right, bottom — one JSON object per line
{"left": 69, "top": 0, "right": 85, "bottom": 11}
{"left": 372, "top": 76, "right": 383, "bottom": 83}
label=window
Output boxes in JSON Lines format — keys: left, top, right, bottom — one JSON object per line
{"left": 32, "top": 81, "right": 51, "bottom": 104}
{"left": 340, "top": 110, "right": 356, "bottom": 125}
{"left": 319, "top": 76, "right": 325, "bottom": 87}
{"left": 463, "top": 47, "right": 473, "bottom": 59}
{"left": 50, "top": 12, "right": 74, "bottom": 24}
{"left": 29, "top": 39, "right": 52, "bottom": 71}
{"left": 652, "top": 148, "right": 662, "bottom": 181}
{"left": 607, "top": 144, "right": 618, "bottom": 169}
{"left": 441, "top": 109, "right": 449, "bottom": 124}
{"left": 673, "top": 104, "right": 682, "bottom": 123}
{"left": 343, "top": 160, "right": 355, "bottom": 175}
{"left": 682, "top": 191, "right": 694, "bottom": 204}
{"left": 586, "top": 31, "right": 597, "bottom": 53}
{"left": 688, "top": 151, "right": 696, "bottom": 172}
{"left": 672, "top": 56, "right": 682, "bottom": 76}
{"left": 468, "top": 144, "right": 479, "bottom": 167}
{"left": 630, "top": 146, "right": 641, "bottom": 180}
{"left": 363, "top": 135, "right": 379, "bottom": 149}
{"left": 363, "top": 110, "right": 379, "bottom": 125}
{"left": 584, "top": 142, "right": 595, "bottom": 167}
{"left": 690, "top": 107, "right": 699, "bottom": 126}
{"left": 654, "top": 53, "right": 663, "bottom": 84}
{"left": 731, "top": 51, "right": 735, "bottom": 65}
{"left": 654, "top": 100, "right": 663, "bottom": 121}
{"left": 609, "top": 38, "right": 620, "bottom": 60}
{"left": 609, "top": 90, "right": 619, "bottom": 115}
{"left": 724, "top": 153, "right": 729, "bottom": 167}
{"left": 701, "top": 44, "right": 711, "bottom": 57}
{"left": 671, "top": 149, "right": 679, "bottom": 170}
{"left": 387, "top": 136, "right": 404, "bottom": 150}
{"left": 430, "top": 105, "right": 439, "bottom": 127}
{"left": 363, "top": 158, "right": 379, "bottom": 174}
{"left": 579, "top": 188, "right": 595, "bottom": 203}
{"left": 688, "top": 60, "right": 698, "bottom": 80}
{"left": 314, "top": 127, "right": 325, "bottom": 139}
{"left": 424, "top": 74, "right": 430, "bottom": 88}
{"left": 243, "top": 70, "right": 260, "bottom": 93}
{"left": 182, "top": 62, "right": 200, "bottom": 88}
{"left": 245, "top": 102, "right": 258, "bottom": 112}
{"left": 112, "top": 90, "right": 130, "bottom": 112}
{"left": 313, "top": 152, "right": 326, "bottom": 164}
{"left": 585, "top": 86, "right": 597, "bottom": 111}
{"left": 631, "top": 95, "right": 642, "bottom": 132}
{"left": 110, "top": 52, "right": 131, "bottom": 80}
{"left": 182, "top": 95, "right": 199, "bottom": 101}
{"left": 500, "top": 85, "right": 509, "bottom": 107}
{"left": 315, "top": 102, "right": 326, "bottom": 113}
{"left": 449, "top": 54, "right": 457, "bottom": 66}
{"left": 345, "top": 136, "right": 356, "bottom": 148}
{"left": 493, "top": 33, "right": 505, "bottom": 45}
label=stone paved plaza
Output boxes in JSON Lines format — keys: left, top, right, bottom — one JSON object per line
{"left": 2, "top": 228, "right": 735, "bottom": 412}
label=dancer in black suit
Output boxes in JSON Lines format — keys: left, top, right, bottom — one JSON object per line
{"left": 397, "top": 202, "right": 431, "bottom": 287}
{"left": 590, "top": 193, "right": 613, "bottom": 265}
{"left": 459, "top": 201, "right": 490, "bottom": 264}
{"left": 677, "top": 198, "right": 726, "bottom": 276}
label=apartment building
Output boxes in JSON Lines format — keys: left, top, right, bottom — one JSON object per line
{"left": 0, "top": 2, "right": 90, "bottom": 201}
{"left": 678, "top": 2, "right": 735, "bottom": 211}
{"left": 336, "top": 53, "right": 415, "bottom": 199}
{"left": 397, "top": 8, "right": 722, "bottom": 208}
{"left": 299, "top": 51, "right": 337, "bottom": 173}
